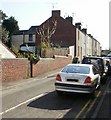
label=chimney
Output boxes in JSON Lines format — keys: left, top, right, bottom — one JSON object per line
{"left": 88, "top": 34, "right": 93, "bottom": 38}
{"left": 82, "top": 28, "right": 87, "bottom": 34}
{"left": 75, "top": 22, "right": 82, "bottom": 30}
{"left": 52, "top": 10, "right": 60, "bottom": 17}
{"left": 65, "top": 16, "right": 73, "bottom": 24}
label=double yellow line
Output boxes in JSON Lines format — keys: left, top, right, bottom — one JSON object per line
{"left": 75, "top": 91, "right": 101, "bottom": 118}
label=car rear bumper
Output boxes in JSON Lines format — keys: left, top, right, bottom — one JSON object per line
{"left": 55, "top": 82, "right": 95, "bottom": 93}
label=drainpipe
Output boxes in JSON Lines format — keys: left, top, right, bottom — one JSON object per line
{"left": 23, "top": 32, "right": 25, "bottom": 43}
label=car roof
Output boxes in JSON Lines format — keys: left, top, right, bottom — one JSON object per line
{"left": 67, "top": 64, "right": 93, "bottom": 67}
{"left": 83, "top": 56, "right": 102, "bottom": 59}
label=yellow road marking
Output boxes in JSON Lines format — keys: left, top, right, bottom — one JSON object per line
{"left": 83, "top": 91, "right": 101, "bottom": 118}
{"left": 75, "top": 91, "right": 101, "bottom": 118}
{"left": 75, "top": 98, "right": 91, "bottom": 118}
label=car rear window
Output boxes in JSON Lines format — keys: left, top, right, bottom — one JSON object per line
{"left": 62, "top": 66, "right": 90, "bottom": 74}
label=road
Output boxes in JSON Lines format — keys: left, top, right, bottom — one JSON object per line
{"left": 1, "top": 69, "right": 111, "bottom": 119}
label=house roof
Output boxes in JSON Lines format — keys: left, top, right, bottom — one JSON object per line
{"left": 0, "top": 40, "right": 16, "bottom": 58}
{"left": 13, "top": 26, "right": 39, "bottom": 35}
{"left": 37, "top": 10, "right": 76, "bottom": 47}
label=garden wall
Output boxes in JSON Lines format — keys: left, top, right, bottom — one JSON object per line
{"left": 2, "top": 58, "right": 29, "bottom": 82}
{"left": 33, "top": 55, "right": 72, "bottom": 77}
{"left": 1, "top": 55, "right": 72, "bottom": 82}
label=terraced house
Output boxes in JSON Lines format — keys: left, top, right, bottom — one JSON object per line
{"left": 11, "top": 10, "right": 101, "bottom": 61}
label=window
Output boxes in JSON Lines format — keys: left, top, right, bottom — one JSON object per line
{"left": 29, "top": 34, "right": 33, "bottom": 41}
{"left": 62, "top": 66, "right": 90, "bottom": 74}
{"left": 92, "top": 66, "right": 99, "bottom": 74}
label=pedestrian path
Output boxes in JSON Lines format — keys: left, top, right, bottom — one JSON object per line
{"left": 1, "top": 68, "right": 63, "bottom": 91}
{"left": 94, "top": 77, "right": 111, "bottom": 118}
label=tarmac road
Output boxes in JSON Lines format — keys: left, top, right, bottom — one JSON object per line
{"left": 1, "top": 68, "right": 111, "bottom": 119}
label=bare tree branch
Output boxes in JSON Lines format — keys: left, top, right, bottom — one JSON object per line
{"left": 37, "top": 19, "right": 57, "bottom": 47}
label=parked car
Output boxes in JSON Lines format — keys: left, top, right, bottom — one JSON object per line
{"left": 55, "top": 64, "right": 100, "bottom": 97}
{"left": 107, "top": 53, "right": 111, "bottom": 57}
{"left": 19, "top": 42, "right": 36, "bottom": 54}
{"left": 104, "top": 57, "right": 110, "bottom": 74}
{"left": 82, "top": 56, "right": 106, "bottom": 84}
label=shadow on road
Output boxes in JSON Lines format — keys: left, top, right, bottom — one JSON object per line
{"left": 27, "top": 91, "right": 91, "bottom": 111}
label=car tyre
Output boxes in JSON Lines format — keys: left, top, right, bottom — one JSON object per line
{"left": 56, "top": 91, "right": 63, "bottom": 96}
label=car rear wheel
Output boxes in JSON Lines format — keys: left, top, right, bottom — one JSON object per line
{"left": 56, "top": 91, "right": 63, "bottom": 96}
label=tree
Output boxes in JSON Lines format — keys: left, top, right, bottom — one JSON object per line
{"left": 37, "top": 19, "right": 57, "bottom": 48}
{"left": 0, "top": 10, "right": 7, "bottom": 21}
{"left": 0, "top": 27, "right": 9, "bottom": 44}
{"left": 0, "top": 10, "right": 9, "bottom": 44}
{"left": 37, "top": 19, "right": 57, "bottom": 57}
{"left": 2, "top": 16, "right": 19, "bottom": 47}
{"left": 2, "top": 16, "right": 19, "bottom": 37}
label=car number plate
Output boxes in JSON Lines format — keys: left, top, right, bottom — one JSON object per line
{"left": 67, "top": 79, "right": 79, "bottom": 82}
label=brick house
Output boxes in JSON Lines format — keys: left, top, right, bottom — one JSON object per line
{"left": 11, "top": 10, "right": 101, "bottom": 60}
{"left": 36, "top": 10, "right": 77, "bottom": 58}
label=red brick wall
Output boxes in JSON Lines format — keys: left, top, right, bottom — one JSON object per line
{"left": 1, "top": 56, "right": 72, "bottom": 82}
{"left": 33, "top": 55, "right": 72, "bottom": 77}
{"left": 36, "top": 15, "right": 76, "bottom": 48}
{"left": 2, "top": 58, "right": 29, "bottom": 82}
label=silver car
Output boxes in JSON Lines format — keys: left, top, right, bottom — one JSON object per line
{"left": 55, "top": 64, "right": 100, "bottom": 96}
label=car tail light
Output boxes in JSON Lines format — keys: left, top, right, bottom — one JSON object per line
{"left": 84, "top": 76, "right": 92, "bottom": 83}
{"left": 56, "top": 74, "right": 61, "bottom": 81}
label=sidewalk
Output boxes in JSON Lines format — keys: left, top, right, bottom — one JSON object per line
{"left": 92, "top": 77, "right": 111, "bottom": 119}
{"left": 1, "top": 67, "right": 63, "bottom": 91}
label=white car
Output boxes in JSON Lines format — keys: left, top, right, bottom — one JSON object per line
{"left": 55, "top": 64, "right": 100, "bottom": 96}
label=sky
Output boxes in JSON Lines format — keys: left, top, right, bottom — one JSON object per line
{"left": 1, "top": 0, "right": 110, "bottom": 50}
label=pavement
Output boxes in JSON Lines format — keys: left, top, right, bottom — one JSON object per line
{"left": 91, "top": 76, "right": 111, "bottom": 119}
{"left": 1, "top": 68, "right": 111, "bottom": 119}
{"left": 1, "top": 68, "right": 62, "bottom": 91}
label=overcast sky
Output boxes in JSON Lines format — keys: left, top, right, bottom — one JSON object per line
{"left": 1, "top": 0, "right": 110, "bottom": 50}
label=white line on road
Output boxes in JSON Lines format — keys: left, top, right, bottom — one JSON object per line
{"left": 0, "top": 93, "right": 45, "bottom": 115}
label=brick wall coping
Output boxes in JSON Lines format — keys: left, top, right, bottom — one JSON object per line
{"left": 54, "top": 54, "right": 72, "bottom": 58}
{"left": 1, "top": 58, "right": 28, "bottom": 60}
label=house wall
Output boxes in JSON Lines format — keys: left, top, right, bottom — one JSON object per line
{"left": 76, "top": 29, "right": 83, "bottom": 62}
{"left": 37, "top": 11, "right": 76, "bottom": 49}
{"left": 11, "top": 35, "right": 24, "bottom": 49}
{"left": 85, "top": 35, "right": 89, "bottom": 56}
{"left": 1, "top": 56, "right": 72, "bottom": 82}
{"left": 82, "top": 32, "right": 86, "bottom": 57}
{"left": 96, "top": 41, "right": 101, "bottom": 56}
{"left": 92, "top": 39, "right": 96, "bottom": 56}
{"left": 69, "top": 46, "right": 75, "bottom": 59}
{"left": 11, "top": 34, "right": 36, "bottom": 49}
{"left": 88, "top": 36, "right": 93, "bottom": 56}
